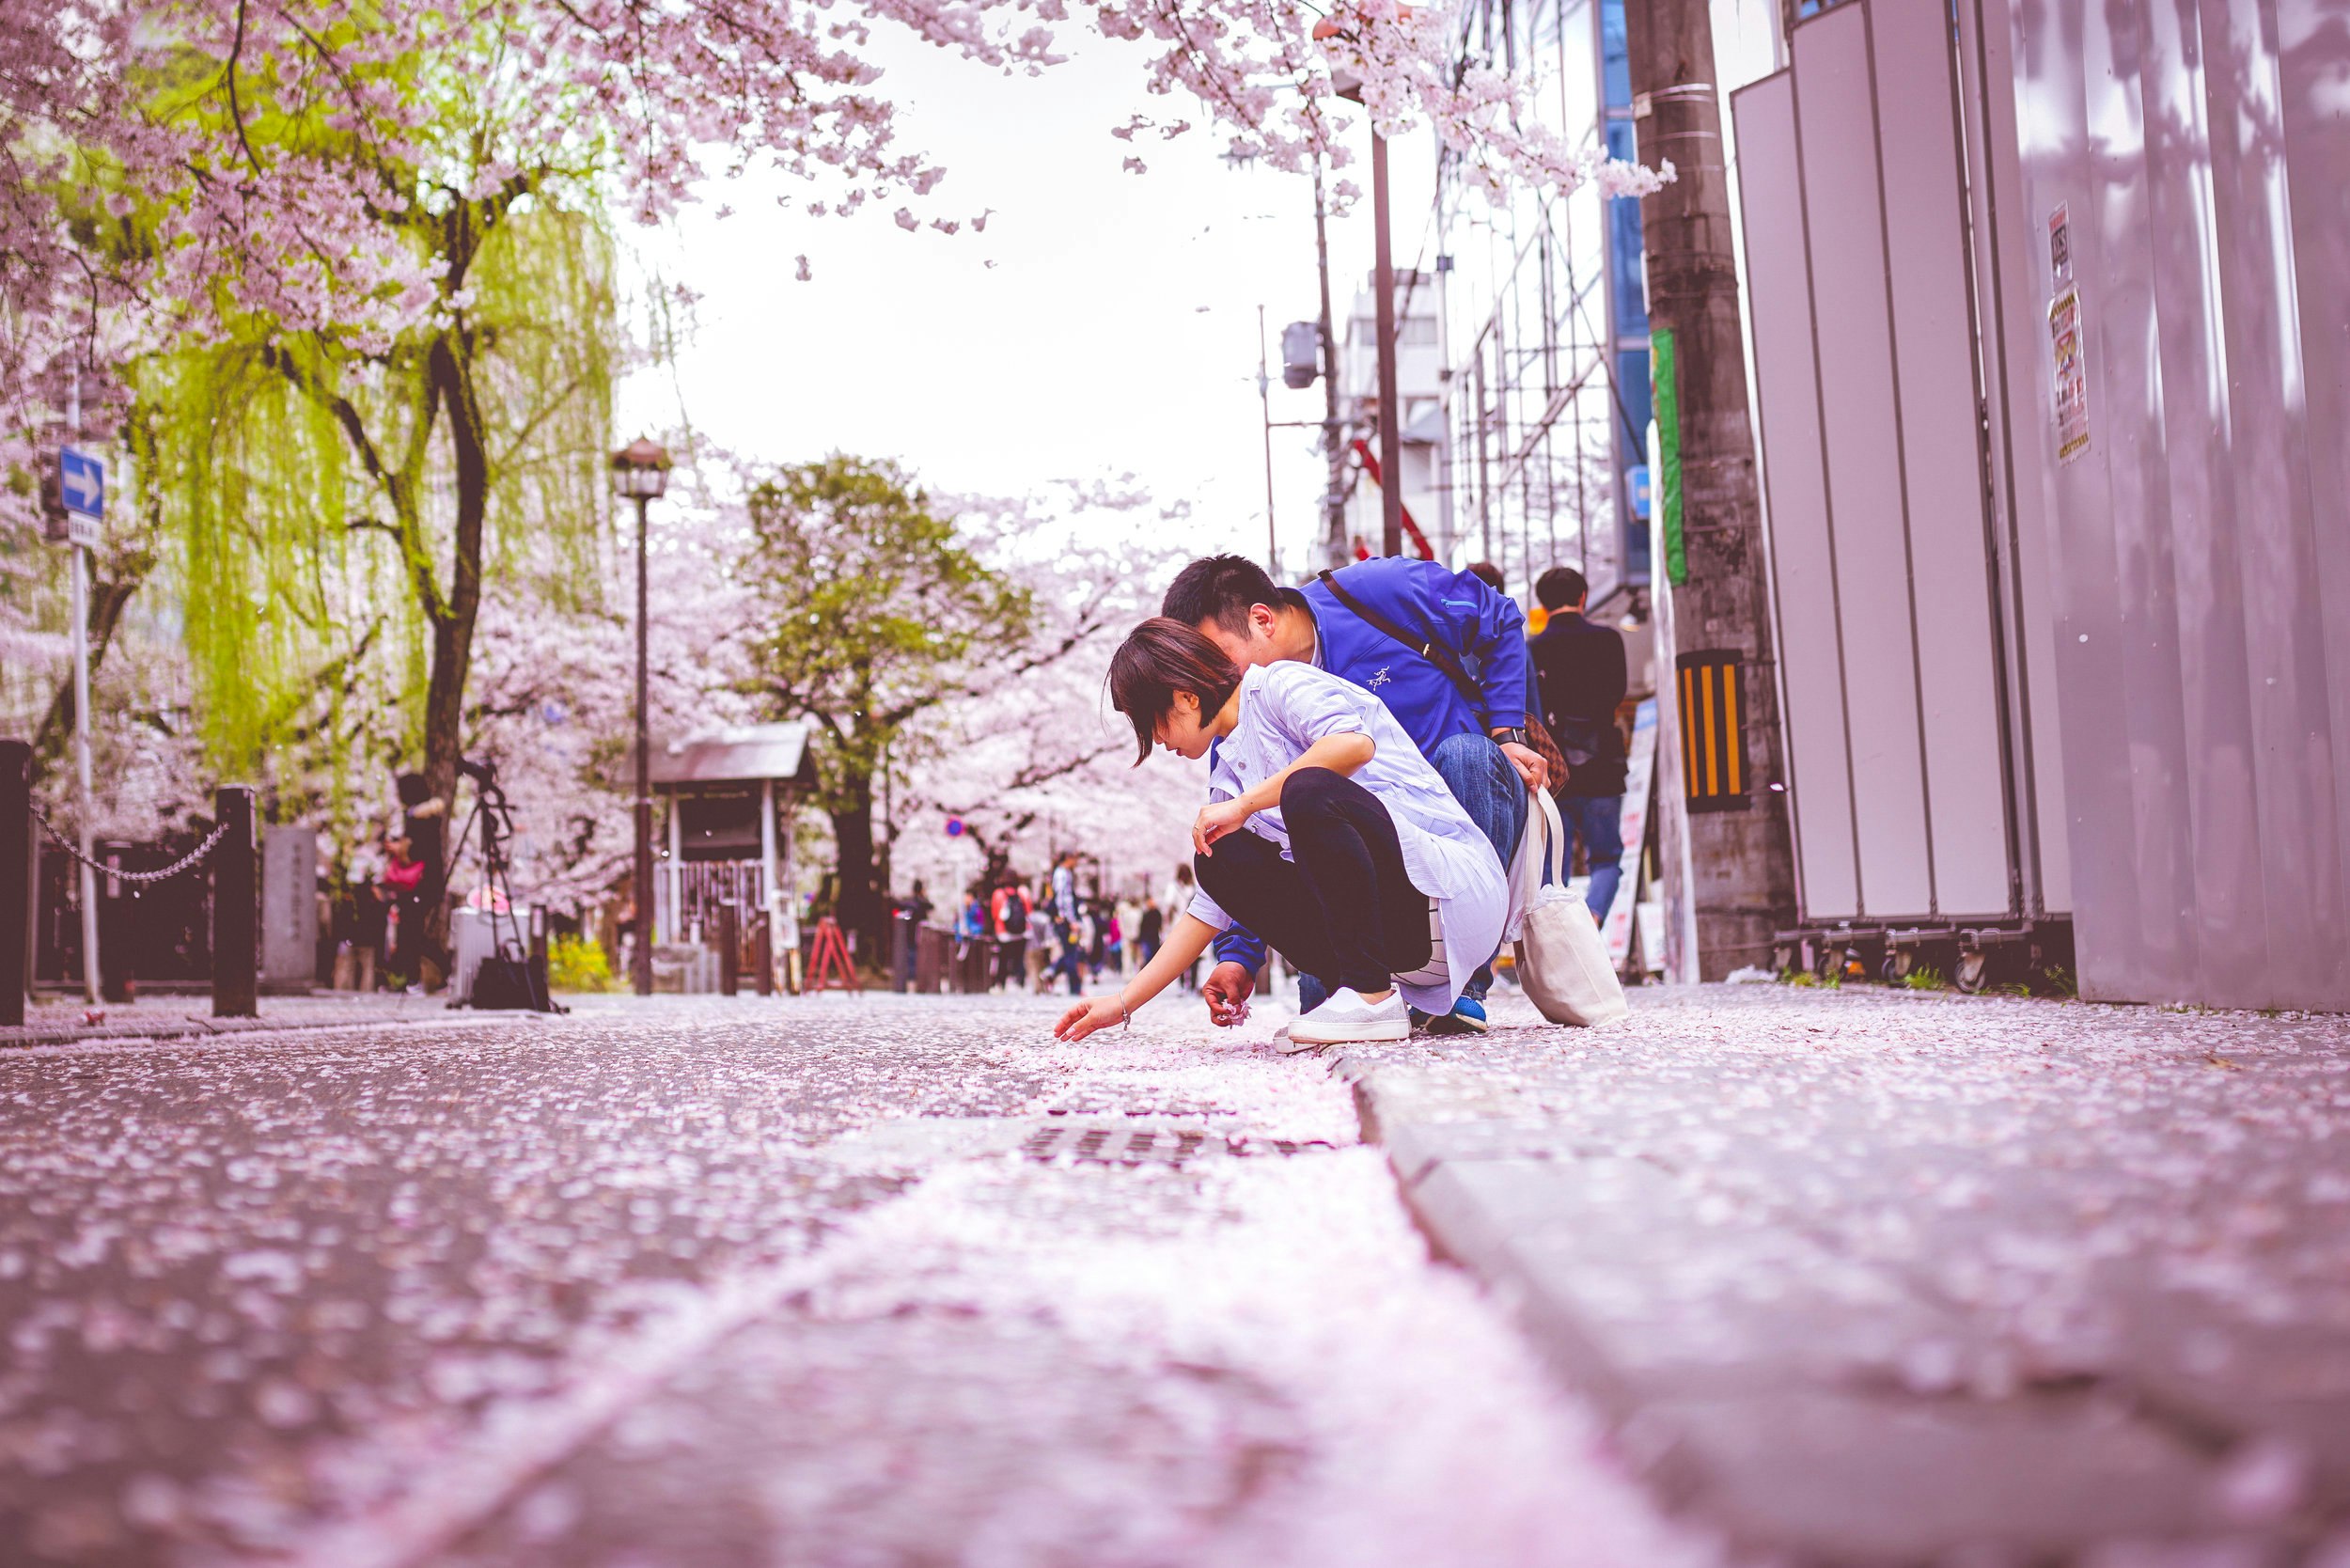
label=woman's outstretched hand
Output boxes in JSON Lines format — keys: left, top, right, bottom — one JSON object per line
{"left": 1192, "top": 797, "right": 1252, "bottom": 857}
{"left": 1054, "top": 996, "right": 1124, "bottom": 1043}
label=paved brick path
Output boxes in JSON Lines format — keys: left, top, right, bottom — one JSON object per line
{"left": 0, "top": 994, "right": 1696, "bottom": 1568}
{"left": 10, "top": 982, "right": 2346, "bottom": 1565}
{"left": 1339, "top": 984, "right": 2350, "bottom": 1565}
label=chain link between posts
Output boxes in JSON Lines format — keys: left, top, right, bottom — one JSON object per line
{"left": 28, "top": 808, "right": 232, "bottom": 886}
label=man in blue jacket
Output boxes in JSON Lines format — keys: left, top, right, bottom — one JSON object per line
{"left": 1161, "top": 554, "right": 1547, "bottom": 1034}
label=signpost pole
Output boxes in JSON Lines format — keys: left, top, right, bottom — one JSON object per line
{"left": 65, "top": 377, "right": 99, "bottom": 1006}
{"left": 68, "top": 548, "right": 97, "bottom": 1005}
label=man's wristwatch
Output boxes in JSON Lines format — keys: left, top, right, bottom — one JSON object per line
{"left": 1492, "top": 725, "right": 1529, "bottom": 748}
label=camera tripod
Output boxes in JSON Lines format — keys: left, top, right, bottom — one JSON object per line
{"left": 446, "top": 767, "right": 559, "bottom": 1012}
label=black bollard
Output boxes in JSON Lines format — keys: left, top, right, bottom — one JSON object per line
{"left": 1, "top": 740, "right": 28, "bottom": 1028}
{"left": 753, "top": 914, "right": 774, "bottom": 996}
{"left": 715, "top": 903, "right": 739, "bottom": 996}
{"left": 212, "top": 786, "right": 258, "bottom": 1018}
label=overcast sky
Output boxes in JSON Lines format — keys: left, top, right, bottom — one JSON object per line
{"left": 617, "top": 32, "right": 1441, "bottom": 573}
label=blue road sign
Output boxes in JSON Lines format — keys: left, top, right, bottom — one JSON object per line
{"left": 1629, "top": 464, "right": 1652, "bottom": 521}
{"left": 59, "top": 447, "right": 103, "bottom": 520}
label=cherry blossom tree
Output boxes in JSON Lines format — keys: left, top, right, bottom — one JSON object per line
{"left": 0, "top": 0, "right": 1669, "bottom": 932}
{"left": 883, "top": 485, "right": 1194, "bottom": 901}
{"left": 731, "top": 455, "right": 1038, "bottom": 950}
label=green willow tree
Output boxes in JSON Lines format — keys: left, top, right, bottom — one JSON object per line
{"left": 105, "top": 19, "right": 619, "bottom": 918}
{"left": 738, "top": 457, "right": 1030, "bottom": 951}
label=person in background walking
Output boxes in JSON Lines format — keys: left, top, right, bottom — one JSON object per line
{"left": 1136, "top": 898, "right": 1164, "bottom": 968}
{"left": 1162, "top": 866, "right": 1201, "bottom": 991}
{"left": 380, "top": 831, "right": 428, "bottom": 992}
{"left": 952, "top": 886, "right": 988, "bottom": 991}
{"left": 1113, "top": 892, "right": 1141, "bottom": 975}
{"left": 346, "top": 843, "right": 387, "bottom": 992}
{"left": 989, "top": 875, "right": 1031, "bottom": 993}
{"left": 895, "top": 878, "right": 932, "bottom": 992}
{"left": 1098, "top": 902, "right": 1120, "bottom": 980}
{"left": 395, "top": 772, "right": 449, "bottom": 990}
{"left": 1051, "top": 900, "right": 1088, "bottom": 996}
{"left": 1529, "top": 567, "right": 1629, "bottom": 922}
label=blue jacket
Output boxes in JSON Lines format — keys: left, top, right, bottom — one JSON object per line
{"left": 1207, "top": 558, "right": 1530, "bottom": 974}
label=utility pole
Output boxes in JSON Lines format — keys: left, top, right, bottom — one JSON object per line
{"left": 1369, "top": 131, "right": 1404, "bottom": 559}
{"left": 1312, "top": 158, "right": 1348, "bottom": 571}
{"left": 1256, "top": 305, "right": 1278, "bottom": 574}
{"left": 1625, "top": 0, "right": 1797, "bottom": 977}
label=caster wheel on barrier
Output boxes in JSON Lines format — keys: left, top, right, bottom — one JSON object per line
{"left": 1953, "top": 949, "right": 1990, "bottom": 994}
{"left": 1882, "top": 947, "right": 1915, "bottom": 983}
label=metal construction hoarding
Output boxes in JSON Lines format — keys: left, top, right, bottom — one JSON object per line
{"left": 2002, "top": 0, "right": 2350, "bottom": 1010}
{"left": 1734, "top": 0, "right": 2350, "bottom": 1009}
{"left": 1731, "top": 0, "right": 2052, "bottom": 956}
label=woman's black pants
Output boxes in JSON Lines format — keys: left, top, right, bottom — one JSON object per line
{"left": 1192, "top": 767, "right": 1432, "bottom": 996}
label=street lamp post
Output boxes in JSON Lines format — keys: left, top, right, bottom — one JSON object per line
{"left": 609, "top": 437, "right": 671, "bottom": 998}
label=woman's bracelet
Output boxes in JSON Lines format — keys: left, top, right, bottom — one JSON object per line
{"left": 1119, "top": 990, "right": 1132, "bottom": 1031}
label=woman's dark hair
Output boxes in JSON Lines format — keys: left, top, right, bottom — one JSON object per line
{"left": 1108, "top": 618, "right": 1244, "bottom": 764}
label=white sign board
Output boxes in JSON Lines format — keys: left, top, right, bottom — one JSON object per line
{"left": 1603, "top": 698, "right": 1658, "bottom": 970}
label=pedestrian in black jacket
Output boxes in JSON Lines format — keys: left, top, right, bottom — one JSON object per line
{"left": 1528, "top": 567, "right": 1629, "bottom": 921}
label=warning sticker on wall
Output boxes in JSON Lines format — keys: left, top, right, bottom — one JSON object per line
{"left": 2049, "top": 285, "right": 2091, "bottom": 463}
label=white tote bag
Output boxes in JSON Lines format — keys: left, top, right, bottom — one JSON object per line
{"left": 1507, "top": 788, "right": 1630, "bottom": 1027}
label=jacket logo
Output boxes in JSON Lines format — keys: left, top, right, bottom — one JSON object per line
{"left": 1368, "top": 666, "right": 1393, "bottom": 690}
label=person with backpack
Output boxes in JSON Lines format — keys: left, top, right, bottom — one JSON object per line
{"left": 1530, "top": 566, "right": 1631, "bottom": 922}
{"left": 1160, "top": 554, "right": 1544, "bottom": 1035}
{"left": 989, "top": 876, "right": 1031, "bottom": 993}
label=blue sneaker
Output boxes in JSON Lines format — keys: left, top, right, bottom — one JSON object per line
{"left": 1424, "top": 996, "right": 1489, "bottom": 1036}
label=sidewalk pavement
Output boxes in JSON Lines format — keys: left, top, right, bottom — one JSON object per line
{"left": 3, "top": 990, "right": 459, "bottom": 1047}
{"left": 1334, "top": 982, "right": 2350, "bottom": 1566}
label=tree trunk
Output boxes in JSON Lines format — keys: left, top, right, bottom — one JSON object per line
{"left": 827, "top": 774, "right": 886, "bottom": 960}
{"left": 1626, "top": 0, "right": 1798, "bottom": 977}
{"left": 417, "top": 330, "right": 490, "bottom": 955}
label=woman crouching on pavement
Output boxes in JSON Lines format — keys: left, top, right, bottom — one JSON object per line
{"left": 1055, "top": 618, "right": 1509, "bottom": 1047}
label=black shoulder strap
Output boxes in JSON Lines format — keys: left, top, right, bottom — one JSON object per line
{"left": 1314, "top": 570, "right": 1483, "bottom": 708}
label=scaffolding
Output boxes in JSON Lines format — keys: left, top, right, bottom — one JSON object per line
{"left": 1432, "top": 0, "right": 1649, "bottom": 608}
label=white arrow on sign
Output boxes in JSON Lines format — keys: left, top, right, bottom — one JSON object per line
{"left": 59, "top": 447, "right": 103, "bottom": 520}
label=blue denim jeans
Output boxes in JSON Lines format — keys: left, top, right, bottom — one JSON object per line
{"left": 1296, "top": 730, "right": 1528, "bottom": 1014}
{"left": 1559, "top": 793, "right": 1624, "bottom": 924}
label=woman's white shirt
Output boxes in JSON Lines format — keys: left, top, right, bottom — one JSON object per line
{"left": 1184, "top": 661, "right": 1507, "bottom": 1011}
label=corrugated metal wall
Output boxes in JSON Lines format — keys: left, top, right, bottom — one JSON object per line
{"left": 2005, "top": 0, "right": 2350, "bottom": 1009}
{"left": 1731, "top": 0, "right": 2037, "bottom": 927}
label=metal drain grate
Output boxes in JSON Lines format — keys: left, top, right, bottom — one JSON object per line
{"left": 1020, "top": 1122, "right": 1335, "bottom": 1165}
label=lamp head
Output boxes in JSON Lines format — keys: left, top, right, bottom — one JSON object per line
{"left": 610, "top": 437, "right": 672, "bottom": 500}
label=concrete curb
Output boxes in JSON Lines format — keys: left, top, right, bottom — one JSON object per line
{"left": 1333, "top": 1048, "right": 2279, "bottom": 1567}
{"left": 2, "top": 1007, "right": 504, "bottom": 1049}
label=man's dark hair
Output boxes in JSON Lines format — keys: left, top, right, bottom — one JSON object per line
{"left": 1162, "top": 554, "right": 1283, "bottom": 635}
{"left": 1108, "top": 617, "right": 1245, "bottom": 764}
{"left": 1467, "top": 560, "right": 1506, "bottom": 593}
{"left": 1535, "top": 566, "right": 1589, "bottom": 612}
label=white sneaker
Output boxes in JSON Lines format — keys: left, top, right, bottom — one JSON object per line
{"left": 1288, "top": 987, "right": 1410, "bottom": 1044}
